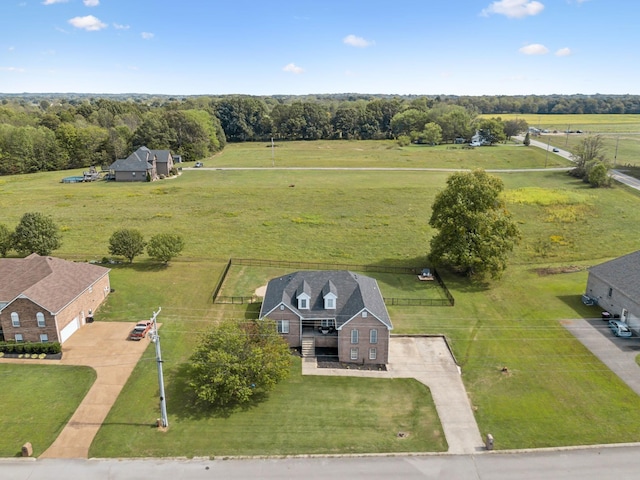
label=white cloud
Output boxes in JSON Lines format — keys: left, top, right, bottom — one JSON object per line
{"left": 283, "top": 63, "right": 304, "bottom": 74}
{"left": 141, "top": 32, "right": 154, "bottom": 40}
{"left": 8, "top": 46, "right": 15, "bottom": 51}
{"left": 113, "top": 23, "right": 130, "bottom": 30}
{"left": 1, "top": 66, "right": 25, "bottom": 73}
{"left": 83, "top": 0, "right": 100, "bottom": 6}
{"left": 481, "top": 0, "right": 545, "bottom": 18}
{"left": 519, "top": 43, "right": 549, "bottom": 55}
{"left": 555, "top": 47, "right": 572, "bottom": 56}
{"left": 43, "top": 0, "right": 69, "bottom": 4}
{"left": 343, "top": 34, "right": 375, "bottom": 48}
{"left": 68, "top": 15, "right": 107, "bottom": 31}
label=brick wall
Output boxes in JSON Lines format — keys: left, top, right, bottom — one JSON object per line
{"left": 265, "top": 307, "right": 301, "bottom": 347}
{"left": 337, "top": 314, "right": 390, "bottom": 364}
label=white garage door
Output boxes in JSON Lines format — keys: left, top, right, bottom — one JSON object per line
{"left": 60, "top": 317, "right": 79, "bottom": 343}
{"left": 627, "top": 312, "right": 640, "bottom": 333}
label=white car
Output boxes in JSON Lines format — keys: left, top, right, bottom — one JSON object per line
{"left": 609, "top": 319, "right": 632, "bottom": 338}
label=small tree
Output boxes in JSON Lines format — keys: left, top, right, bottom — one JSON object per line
{"left": 570, "top": 134, "right": 607, "bottom": 180}
{"left": 108, "top": 228, "right": 146, "bottom": 263}
{"left": 429, "top": 169, "right": 520, "bottom": 281}
{"left": 523, "top": 131, "right": 531, "bottom": 146}
{"left": 12, "top": 212, "right": 62, "bottom": 256}
{"left": 0, "top": 223, "right": 12, "bottom": 257}
{"left": 189, "top": 319, "right": 291, "bottom": 408}
{"left": 587, "top": 162, "right": 610, "bottom": 188}
{"left": 147, "top": 233, "right": 185, "bottom": 264}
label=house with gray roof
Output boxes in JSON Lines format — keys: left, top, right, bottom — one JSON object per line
{"left": 585, "top": 250, "right": 640, "bottom": 334}
{"left": 108, "top": 146, "right": 174, "bottom": 182}
{"left": 259, "top": 271, "right": 392, "bottom": 364}
{"left": 0, "top": 254, "right": 111, "bottom": 344}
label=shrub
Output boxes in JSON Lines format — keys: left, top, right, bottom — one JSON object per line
{"left": 0, "top": 341, "right": 61, "bottom": 355}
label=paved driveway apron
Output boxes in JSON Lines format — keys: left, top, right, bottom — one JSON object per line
{"left": 0, "top": 322, "right": 150, "bottom": 459}
{"left": 562, "top": 318, "right": 640, "bottom": 395}
{"left": 302, "top": 336, "right": 485, "bottom": 454}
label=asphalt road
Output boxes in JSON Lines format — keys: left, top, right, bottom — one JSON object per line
{"left": 3, "top": 446, "right": 640, "bottom": 479}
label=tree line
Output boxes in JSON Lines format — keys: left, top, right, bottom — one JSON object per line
{"left": 1, "top": 93, "right": 638, "bottom": 175}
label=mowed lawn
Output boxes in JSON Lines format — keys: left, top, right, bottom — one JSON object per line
{"left": 0, "top": 364, "right": 95, "bottom": 457}
{"left": 2, "top": 138, "right": 640, "bottom": 455}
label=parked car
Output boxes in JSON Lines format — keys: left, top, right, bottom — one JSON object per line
{"left": 129, "top": 321, "right": 153, "bottom": 340}
{"left": 609, "top": 319, "right": 632, "bottom": 338}
{"left": 194, "top": 162, "right": 203, "bottom": 168}
{"left": 552, "top": 148, "right": 560, "bottom": 153}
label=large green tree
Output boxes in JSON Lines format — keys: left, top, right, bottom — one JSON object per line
{"left": 428, "top": 170, "right": 520, "bottom": 281}
{"left": 189, "top": 319, "right": 291, "bottom": 409}
{"left": 0, "top": 223, "right": 12, "bottom": 257}
{"left": 146, "top": 233, "right": 185, "bottom": 264}
{"left": 570, "top": 134, "right": 608, "bottom": 183}
{"left": 108, "top": 228, "right": 146, "bottom": 263}
{"left": 12, "top": 212, "right": 62, "bottom": 256}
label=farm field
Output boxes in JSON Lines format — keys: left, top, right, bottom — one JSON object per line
{"left": 2, "top": 137, "right": 640, "bottom": 455}
{"left": 492, "top": 114, "right": 640, "bottom": 169}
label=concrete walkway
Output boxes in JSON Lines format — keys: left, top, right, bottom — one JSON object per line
{"left": 302, "top": 336, "right": 485, "bottom": 454}
{"left": 0, "top": 322, "right": 150, "bottom": 459}
{"left": 562, "top": 318, "right": 640, "bottom": 395}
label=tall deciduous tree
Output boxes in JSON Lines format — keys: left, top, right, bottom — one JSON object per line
{"left": 570, "top": 134, "right": 607, "bottom": 181}
{"left": 429, "top": 170, "right": 520, "bottom": 281}
{"left": 12, "top": 212, "right": 62, "bottom": 256}
{"left": 505, "top": 119, "right": 529, "bottom": 140}
{"left": 108, "top": 228, "right": 146, "bottom": 263}
{"left": 0, "top": 223, "right": 12, "bottom": 257}
{"left": 189, "top": 319, "right": 291, "bottom": 408}
{"left": 146, "top": 233, "right": 185, "bottom": 264}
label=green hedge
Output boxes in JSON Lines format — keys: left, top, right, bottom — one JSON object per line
{"left": 0, "top": 341, "right": 61, "bottom": 355}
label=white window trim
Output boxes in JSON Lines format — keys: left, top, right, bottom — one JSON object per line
{"left": 350, "top": 347, "right": 358, "bottom": 360}
{"left": 369, "top": 347, "right": 377, "bottom": 360}
{"left": 370, "top": 329, "right": 378, "bottom": 344}
{"left": 40, "top": 334, "right": 49, "bottom": 343}
{"left": 277, "top": 320, "right": 290, "bottom": 334}
{"left": 362, "top": 311, "right": 368, "bottom": 318}
{"left": 351, "top": 329, "right": 359, "bottom": 344}
{"left": 11, "top": 312, "right": 20, "bottom": 327}
{"left": 15, "top": 333, "right": 23, "bottom": 343}
{"left": 37, "top": 312, "right": 46, "bottom": 328}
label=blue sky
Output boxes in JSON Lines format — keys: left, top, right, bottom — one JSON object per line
{"left": 0, "top": 0, "right": 635, "bottom": 95}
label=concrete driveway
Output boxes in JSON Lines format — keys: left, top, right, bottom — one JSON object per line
{"left": 562, "top": 318, "right": 640, "bottom": 395}
{"left": 0, "top": 322, "right": 151, "bottom": 459}
{"left": 302, "top": 336, "right": 485, "bottom": 454}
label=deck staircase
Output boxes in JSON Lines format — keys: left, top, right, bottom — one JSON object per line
{"left": 301, "top": 336, "right": 315, "bottom": 357}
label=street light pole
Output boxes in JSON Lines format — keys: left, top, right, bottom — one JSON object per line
{"left": 150, "top": 307, "right": 168, "bottom": 428}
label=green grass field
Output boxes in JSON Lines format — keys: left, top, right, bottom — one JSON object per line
{"left": 0, "top": 364, "right": 95, "bottom": 457}
{"left": 3, "top": 137, "right": 640, "bottom": 455}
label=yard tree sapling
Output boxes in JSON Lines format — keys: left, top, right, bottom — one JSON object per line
{"left": 188, "top": 319, "right": 291, "bottom": 408}
{"left": 146, "top": 233, "right": 185, "bottom": 264}
{"left": 523, "top": 131, "right": 531, "bottom": 146}
{"left": 108, "top": 228, "right": 146, "bottom": 263}
{"left": 428, "top": 169, "right": 520, "bottom": 281}
{"left": 11, "top": 212, "right": 62, "bottom": 256}
{"left": 570, "top": 134, "right": 610, "bottom": 186}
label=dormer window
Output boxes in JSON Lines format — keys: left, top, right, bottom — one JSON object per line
{"left": 323, "top": 280, "right": 337, "bottom": 310}
{"left": 298, "top": 297, "right": 308, "bottom": 309}
{"left": 296, "top": 281, "right": 311, "bottom": 310}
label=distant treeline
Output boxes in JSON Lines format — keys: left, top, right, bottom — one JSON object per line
{"left": 0, "top": 93, "right": 638, "bottom": 175}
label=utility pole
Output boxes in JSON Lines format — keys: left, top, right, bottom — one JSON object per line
{"left": 614, "top": 135, "right": 620, "bottom": 166}
{"left": 150, "top": 307, "right": 168, "bottom": 428}
{"left": 271, "top": 137, "right": 275, "bottom": 167}
{"left": 545, "top": 136, "right": 550, "bottom": 169}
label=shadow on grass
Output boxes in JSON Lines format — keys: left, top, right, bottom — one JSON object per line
{"left": 106, "top": 261, "right": 169, "bottom": 274}
{"left": 557, "top": 294, "right": 600, "bottom": 318}
{"left": 166, "top": 362, "right": 269, "bottom": 420}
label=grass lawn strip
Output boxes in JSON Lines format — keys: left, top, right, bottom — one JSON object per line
{"left": 0, "top": 364, "right": 95, "bottom": 457}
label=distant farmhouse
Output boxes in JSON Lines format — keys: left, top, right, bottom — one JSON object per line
{"left": 108, "top": 147, "right": 175, "bottom": 182}
{"left": 0, "top": 254, "right": 111, "bottom": 344}
{"left": 585, "top": 251, "right": 640, "bottom": 334}
{"left": 259, "top": 270, "right": 393, "bottom": 364}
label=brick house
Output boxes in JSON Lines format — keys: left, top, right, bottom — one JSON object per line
{"left": 259, "top": 271, "right": 393, "bottom": 364}
{"left": 585, "top": 250, "right": 640, "bottom": 334}
{"left": 108, "top": 146, "right": 174, "bottom": 182}
{"left": 0, "top": 254, "right": 111, "bottom": 344}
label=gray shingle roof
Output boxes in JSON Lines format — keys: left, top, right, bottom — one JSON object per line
{"left": 589, "top": 251, "right": 640, "bottom": 301}
{"left": 259, "top": 270, "right": 392, "bottom": 329}
{"left": 0, "top": 254, "right": 110, "bottom": 314}
{"left": 109, "top": 146, "right": 171, "bottom": 172}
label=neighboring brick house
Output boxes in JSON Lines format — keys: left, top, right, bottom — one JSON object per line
{"left": 585, "top": 250, "right": 640, "bottom": 334}
{"left": 108, "top": 146, "right": 174, "bottom": 182}
{"left": 259, "top": 271, "right": 392, "bottom": 364}
{"left": 0, "top": 254, "right": 111, "bottom": 344}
